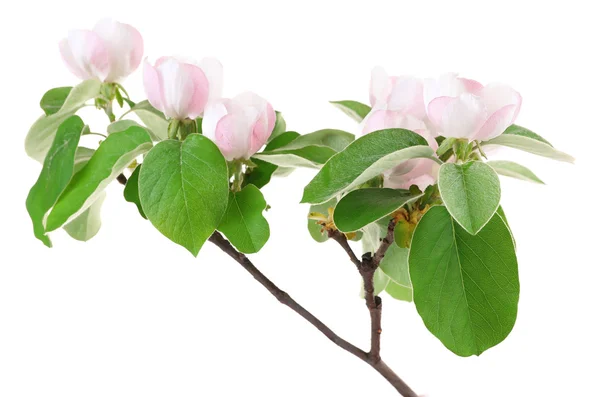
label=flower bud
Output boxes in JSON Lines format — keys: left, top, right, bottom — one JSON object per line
{"left": 202, "top": 92, "right": 276, "bottom": 161}
{"left": 59, "top": 19, "right": 143, "bottom": 82}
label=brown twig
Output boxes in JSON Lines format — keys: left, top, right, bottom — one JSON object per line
{"left": 209, "top": 231, "right": 417, "bottom": 396}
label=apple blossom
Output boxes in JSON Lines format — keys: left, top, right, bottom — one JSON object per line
{"left": 143, "top": 57, "right": 223, "bottom": 120}
{"left": 59, "top": 19, "right": 143, "bottom": 82}
{"left": 369, "top": 66, "right": 426, "bottom": 119}
{"left": 424, "top": 73, "right": 522, "bottom": 141}
{"left": 202, "top": 92, "right": 276, "bottom": 161}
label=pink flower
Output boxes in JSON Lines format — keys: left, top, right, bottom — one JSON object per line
{"left": 59, "top": 19, "right": 143, "bottom": 82}
{"left": 362, "top": 109, "right": 439, "bottom": 191}
{"left": 424, "top": 73, "right": 522, "bottom": 141}
{"left": 369, "top": 66, "right": 426, "bottom": 120}
{"left": 202, "top": 92, "right": 276, "bottom": 161}
{"left": 143, "top": 57, "right": 223, "bottom": 120}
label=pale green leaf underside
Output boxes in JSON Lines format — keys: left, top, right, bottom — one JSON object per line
{"left": 124, "top": 100, "right": 169, "bottom": 141}
{"left": 484, "top": 131, "right": 574, "bottom": 163}
{"left": 307, "top": 197, "right": 337, "bottom": 243}
{"left": 63, "top": 192, "right": 106, "bottom": 241}
{"left": 139, "top": 135, "right": 229, "bottom": 256}
{"left": 409, "top": 206, "right": 519, "bottom": 357}
{"left": 487, "top": 160, "right": 544, "bottom": 184}
{"left": 25, "top": 79, "right": 101, "bottom": 162}
{"left": 330, "top": 100, "right": 372, "bottom": 122}
{"left": 333, "top": 188, "right": 422, "bottom": 232}
{"left": 302, "top": 129, "right": 434, "bottom": 204}
{"left": 379, "top": 244, "right": 412, "bottom": 302}
{"left": 438, "top": 161, "right": 501, "bottom": 235}
{"left": 253, "top": 146, "right": 336, "bottom": 168}
{"left": 218, "top": 184, "right": 270, "bottom": 254}
{"left": 278, "top": 129, "right": 354, "bottom": 152}
{"left": 26, "top": 116, "right": 85, "bottom": 247}
{"left": 45, "top": 126, "right": 153, "bottom": 231}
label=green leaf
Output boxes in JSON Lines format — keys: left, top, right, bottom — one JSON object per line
{"left": 124, "top": 165, "right": 146, "bottom": 219}
{"left": 139, "top": 135, "right": 229, "bottom": 256}
{"left": 267, "top": 111, "right": 287, "bottom": 142}
{"left": 496, "top": 205, "right": 515, "bottom": 248}
{"left": 379, "top": 244, "right": 412, "bottom": 302}
{"left": 483, "top": 125, "right": 574, "bottom": 163}
{"left": 73, "top": 147, "right": 95, "bottom": 173}
{"left": 107, "top": 119, "right": 142, "bottom": 134}
{"left": 40, "top": 87, "right": 73, "bottom": 116}
{"left": 253, "top": 145, "right": 338, "bottom": 168}
{"left": 25, "top": 79, "right": 102, "bottom": 162}
{"left": 264, "top": 131, "right": 301, "bottom": 151}
{"left": 409, "top": 206, "right": 519, "bottom": 357}
{"left": 501, "top": 124, "right": 553, "bottom": 145}
{"left": 277, "top": 129, "right": 354, "bottom": 152}
{"left": 487, "top": 160, "right": 544, "bottom": 184}
{"left": 45, "top": 126, "right": 153, "bottom": 231}
{"left": 302, "top": 129, "right": 434, "bottom": 204}
{"left": 330, "top": 100, "right": 372, "bottom": 122}
{"left": 333, "top": 188, "right": 422, "bottom": 232}
{"left": 243, "top": 159, "right": 278, "bottom": 189}
{"left": 438, "top": 161, "right": 501, "bottom": 235}
{"left": 218, "top": 185, "right": 270, "bottom": 254}
{"left": 307, "top": 197, "right": 337, "bottom": 243}
{"left": 63, "top": 192, "right": 106, "bottom": 241}
{"left": 26, "top": 116, "right": 86, "bottom": 247}
{"left": 124, "top": 100, "right": 169, "bottom": 141}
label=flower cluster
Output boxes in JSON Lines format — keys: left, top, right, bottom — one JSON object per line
{"left": 363, "top": 67, "right": 521, "bottom": 190}
{"left": 60, "top": 19, "right": 276, "bottom": 161}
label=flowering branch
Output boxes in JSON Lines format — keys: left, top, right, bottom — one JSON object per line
{"left": 208, "top": 231, "right": 418, "bottom": 397}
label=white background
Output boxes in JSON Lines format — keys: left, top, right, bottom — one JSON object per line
{"left": 1, "top": 1, "right": 598, "bottom": 396}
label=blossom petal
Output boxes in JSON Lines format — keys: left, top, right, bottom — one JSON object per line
{"left": 184, "top": 63, "right": 209, "bottom": 119}
{"left": 199, "top": 57, "right": 224, "bottom": 103}
{"left": 369, "top": 66, "right": 391, "bottom": 107}
{"left": 61, "top": 30, "right": 109, "bottom": 81}
{"left": 436, "top": 94, "right": 486, "bottom": 139}
{"left": 387, "top": 77, "right": 425, "bottom": 118}
{"left": 143, "top": 59, "right": 163, "bottom": 112}
{"left": 475, "top": 104, "right": 520, "bottom": 141}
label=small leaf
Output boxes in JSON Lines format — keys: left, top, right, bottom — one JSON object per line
{"left": 125, "top": 100, "right": 169, "bottom": 141}
{"left": 333, "top": 188, "right": 422, "bottom": 232}
{"left": 330, "top": 100, "right": 372, "bottom": 122}
{"left": 107, "top": 119, "right": 143, "bottom": 134}
{"left": 26, "top": 79, "right": 102, "bottom": 162}
{"left": 487, "top": 160, "right": 544, "bottom": 184}
{"left": 64, "top": 192, "right": 106, "bottom": 242}
{"left": 139, "top": 135, "right": 229, "bottom": 256}
{"left": 307, "top": 197, "right": 337, "bottom": 243}
{"left": 124, "top": 165, "right": 146, "bottom": 219}
{"left": 302, "top": 129, "right": 434, "bottom": 204}
{"left": 115, "top": 88, "right": 124, "bottom": 108}
{"left": 45, "top": 126, "right": 153, "bottom": 231}
{"left": 277, "top": 129, "right": 354, "bottom": 152}
{"left": 264, "top": 131, "right": 301, "bottom": 151}
{"left": 379, "top": 244, "right": 412, "bottom": 302}
{"left": 267, "top": 111, "right": 287, "bottom": 142}
{"left": 253, "top": 146, "right": 338, "bottom": 168}
{"left": 438, "top": 161, "right": 501, "bottom": 235}
{"left": 218, "top": 185, "right": 270, "bottom": 254}
{"left": 483, "top": 124, "right": 574, "bottom": 163}
{"left": 26, "top": 116, "right": 86, "bottom": 247}
{"left": 40, "top": 87, "right": 73, "bottom": 115}
{"left": 409, "top": 206, "right": 519, "bottom": 357}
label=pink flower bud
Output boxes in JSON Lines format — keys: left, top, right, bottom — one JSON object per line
{"left": 59, "top": 19, "right": 143, "bottom": 82}
{"left": 424, "top": 73, "right": 521, "bottom": 141}
{"left": 202, "top": 92, "right": 276, "bottom": 161}
{"left": 143, "top": 57, "right": 223, "bottom": 120}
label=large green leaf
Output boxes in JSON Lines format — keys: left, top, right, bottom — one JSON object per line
{"left": 124, "top": 165, "right": 146, "bottom": 219}
{"left": 333, "top": 188, "right": 422, "bottom": 232}
{"left": 379, "top": 244, "right": 412, "bottom": 302}
{"left": 63, "top": 192, "right": 106, "bottom": 241}
{"left": 26, "top": 116, "right": 86, "bottom": 247}
{"left": 330, "top": 100, "right": 372, "bottom": 122}
{"left": 487, "top": 160, "right": 544, "bottom": 184}
{"left": 302, "top": 129, "right": 434, "bottom": 204}
{"left": 409, "top": 206, "right": 519, "bottom": 357}
{"left": 40, "top": 87, "right": 72, "bottom": 116}
{"left": 438, "top": 161, "right": 501, "bottom": 235}
{"left": 139, "top": 134, "right": 229, "bottom": 256}
{"left": 483, "top": 125, "right": 574, "bottom": 163}
{"left": 25, "top": 79, "right": 101, "bottom": 162}
{"left": 124, "top": 100, "right": 169, "bottom": 141}
{"left": 218, "top": 184, "right": 270, "bottom": 254}
{"left": 45, "top": 126, "right": 153, "bottom": 231}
